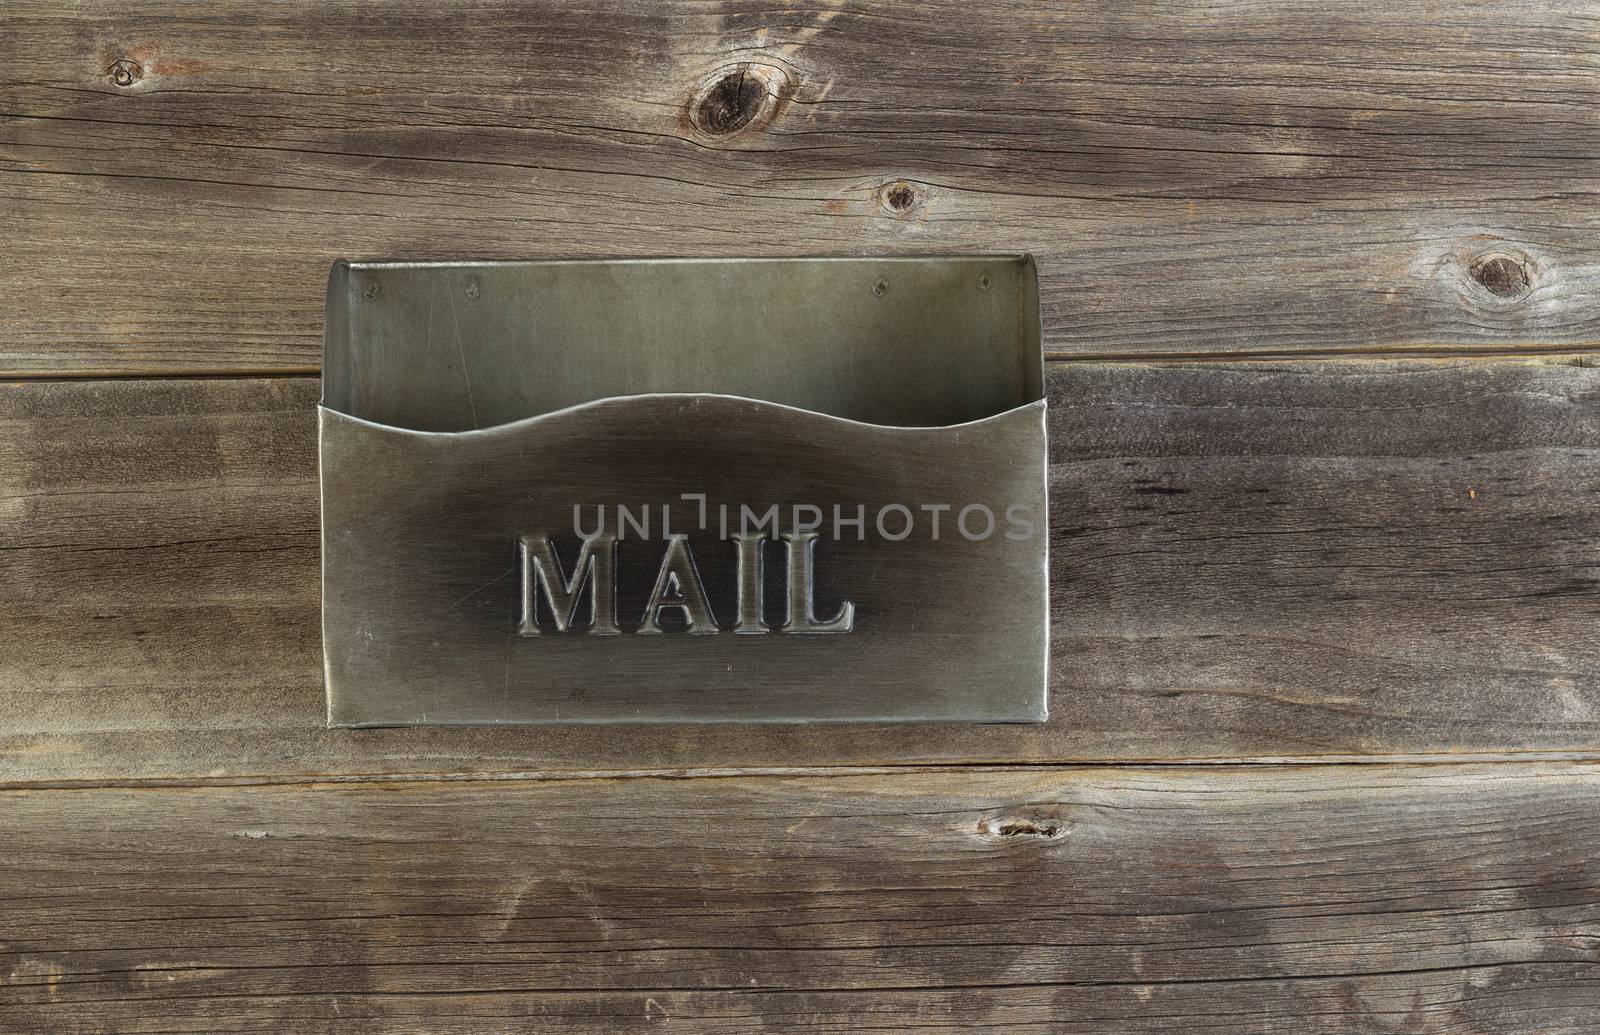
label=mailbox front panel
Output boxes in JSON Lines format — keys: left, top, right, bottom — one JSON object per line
{"left": 321, "top": 257, "right": 1048, "bottom": 726}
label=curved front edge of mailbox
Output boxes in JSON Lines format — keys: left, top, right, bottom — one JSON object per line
{"left": 319, "top": 395, "right": 1049, "bottom": 726}
{"left": 320, "top": 255, "right": 1048, "bottom": 726}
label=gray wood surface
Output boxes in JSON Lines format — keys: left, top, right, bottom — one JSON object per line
{"left": 4, "top": 0, "right": 1598, "bottom": 375}
{"left": 5, "top": 762, "right": 1598, "bottom": 1032}
{"left": 6, "top": 356, "right": 1598, "bottom": 783}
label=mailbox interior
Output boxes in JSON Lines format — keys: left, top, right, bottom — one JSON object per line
{"left": 324, "top": 257, "right": 1042, "bottom": 433}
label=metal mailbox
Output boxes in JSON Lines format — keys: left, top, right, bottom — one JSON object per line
{"left": 321, "top": 257, "right": 1048, "bottom": 726}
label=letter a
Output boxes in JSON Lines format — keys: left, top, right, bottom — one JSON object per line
{"left": 639, "top": 535, "right": 719, "bottom": 635}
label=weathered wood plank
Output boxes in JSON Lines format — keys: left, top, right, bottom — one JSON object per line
{"left": 3, "top": 763, "right": 1599, "bottom": 1031}
{"left": 4, "top": 357, "right": 1598, "bottom": 780}
{"left": 2, "top": 0, "right": 1598, "bottom": 374}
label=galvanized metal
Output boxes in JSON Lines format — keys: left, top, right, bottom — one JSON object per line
{"left": 321, "top": 257, "right": 1048, "bottom": 726}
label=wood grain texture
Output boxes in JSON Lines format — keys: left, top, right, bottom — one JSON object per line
{"left": 3, "top": 763, "right": 1599, "bottom": 1032}
{"left": 5, "top": 356, "right": 1598, "bottom": 782}
{"left": 3, "top": 0, "right": 1598, "bottom": 374}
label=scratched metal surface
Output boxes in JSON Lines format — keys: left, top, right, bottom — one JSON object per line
{"left": 324, "top": 257, "right": 1044, "bottom": 431}
{"left": 320, "top": 257, "right": 1049, "bottom": 725}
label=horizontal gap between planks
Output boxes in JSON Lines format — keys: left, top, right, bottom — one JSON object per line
{"left": 3, "top": 343, "right": 1600, "bottom": 385}
{"left": 5, "top": 753, "right": 1600, "bottom": 794}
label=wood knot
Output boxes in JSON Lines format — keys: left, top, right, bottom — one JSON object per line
{"left": 879, "top": 181, "right": 922, "bottom": 215}
{"left": 688, "top": 64, "right": 788, "bottom": 138}
{"left": 977, "top": 814, "right": 1069, "bottom": 842}
{"left": 109, "top": 58, "right": 142, "bottom": 88}
{"left": 1468, "top": 252, "right": 1532, "bottom": 300}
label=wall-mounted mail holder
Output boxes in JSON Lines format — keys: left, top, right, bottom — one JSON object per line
{"left": 321, "top": 257, "right": 1048, "bottom": 726}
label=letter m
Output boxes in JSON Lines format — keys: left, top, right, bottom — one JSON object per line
{"left": 517, "top": 533, "right": 619, "bottom": 635}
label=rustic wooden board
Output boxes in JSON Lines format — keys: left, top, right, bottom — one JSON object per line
{"left": 3, "top": 0, "right": 1598, "bottom": 375}
{"left": 5, "top": 356, "right": 1598, "bottom": 782}
{"left": 7, "top": 3, "right": 1598, "bottom": 1029}
{"left": 4, "top": 762, "right": 1598, "bottom": 1032}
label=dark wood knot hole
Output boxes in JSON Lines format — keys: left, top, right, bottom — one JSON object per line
{"left": 884, "top": 183, "right": 918, "bottom": 213}
{"left": 690, "top": 65, "right": 784, "bottom": 137}
{"left": 1469, "top": 254, "right": 1532, "bottom": 300}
